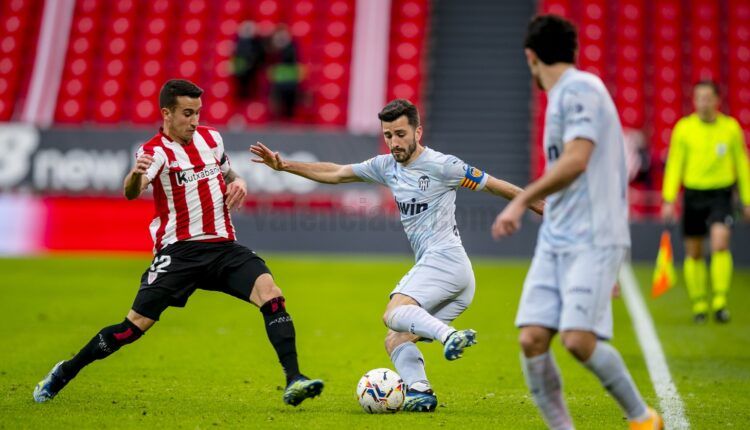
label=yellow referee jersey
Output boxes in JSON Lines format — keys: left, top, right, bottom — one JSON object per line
{"left": 663, "top": 113, "right": 750, "bottom": 205}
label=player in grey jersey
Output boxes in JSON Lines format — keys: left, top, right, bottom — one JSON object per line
{"left": 492, "top": 16, "right": 662, "bottom": 430}
{"left": 251, "top": 99, "right": 543, "bottom": 412}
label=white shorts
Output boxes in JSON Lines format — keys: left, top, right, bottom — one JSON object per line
{"left": 514, "top": 246, "right": 627, "bottom": 340}
{"left": 391, "top": 247, "right": 475, "bottom": 324}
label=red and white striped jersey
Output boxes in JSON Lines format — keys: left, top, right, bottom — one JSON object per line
{"left": 135, "top": 126, "right": 235, "bottom": 252}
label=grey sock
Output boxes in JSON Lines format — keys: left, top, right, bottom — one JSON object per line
{"left": 584, "top": 342, "right": 648, "bottom": 420}
{"left": 521, "top": 352, "right": 574, "bottom": 430}
{"left": 386, "top": 304, "right": 454, "bottom": 343}
{"left": 390, "top": 342, "right": 428, "bottom": 388}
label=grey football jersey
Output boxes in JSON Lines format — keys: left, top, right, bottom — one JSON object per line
{"left": 352, "top": 147, "right": 488, "bottom": 261}
{"left": 540, "top": 68, "right": 631, "bottom": 251}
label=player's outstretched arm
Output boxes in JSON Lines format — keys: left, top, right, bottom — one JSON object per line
{"left": 250, "top": 142, "right": 362, "bottom": 184}
{"left": 123, "top": 154, "right": 153, "bottom": 200}
{"left": 482, "top": 175, "right": 545, "bottom": 215}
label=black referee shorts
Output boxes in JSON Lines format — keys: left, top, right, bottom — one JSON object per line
{"left": 682, "top": 186, "right": 735, "bottom": 237}
{"left": 132, "top": 241, "right": 271, "bottom": 321}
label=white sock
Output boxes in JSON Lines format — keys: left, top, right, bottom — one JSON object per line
{"left": 385, "top": 304, "right": 455, "bottom": 343}
{"left": 409, "top": 380, "right": 431, "bottom": 392}
{"left": 584, "top": 342, "right": 648, "bottom": 420}
{"left": 390, "top": 342, "right": 429, "bottom": 389}
{"left": 521, "top": 352, "right": 574, "bottom": 430}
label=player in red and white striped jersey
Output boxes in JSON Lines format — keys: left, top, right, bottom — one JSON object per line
{"left": 135, "top": 121, "right": 237, "bottom": 252}
{"left": 33, "top": 80, "right": 323, "bottom": 407}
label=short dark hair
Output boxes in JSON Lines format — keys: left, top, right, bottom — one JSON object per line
{"left": 159, "top": 79, "right": 203, "bottom": 110}
{"left": 378, "top": 99, "right": 420, "bottom": 128}
{"left": 524, "top": 14, "right": 578, "bottom": 65}
{"left": 694, "top": 80, "right": 720, "bottom": 96}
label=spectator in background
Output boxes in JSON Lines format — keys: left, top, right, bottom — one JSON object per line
{"left": 232, "top": 21, "right": 266, "bottom": 100}
{"left": 662, "top": 80, "right": 750, "bottom": 324}
{"left": 623, "top": 129, "right": 651, "bottom": 187}
{"left": 623, "top": 129, "right": 659, "bottom": 218}
{"left": 267, "top": 25, "right": 303, "bottom": 120}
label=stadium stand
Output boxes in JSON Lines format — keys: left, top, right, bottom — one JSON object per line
{"left": 728, "top": 0, "right": 750, "bottom": 142}
{"left": 52, "top": 0, "right": 366, "bottom": 127}
{"left": 1, "top": 0, "right": 746, "bottom": 220}
{"left": 386, "top": 0, "right": 429, "bottom": 111}
{"left": 0, "top": 0, "right": 43, "bottom": 121}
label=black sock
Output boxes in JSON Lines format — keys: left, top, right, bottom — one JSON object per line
{"left": 260, "top": 297, "right": 300, "bottom": 384}
{"left": 60, "top": 318, "right": 144, "bottom": 380}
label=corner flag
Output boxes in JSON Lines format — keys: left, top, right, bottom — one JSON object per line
{"left": 652, "top": 230, "right": 676, "bottom": 298}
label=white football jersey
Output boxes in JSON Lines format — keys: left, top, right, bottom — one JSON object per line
{"left": 540, "top": 67, "right": 631, "bottom": 251}
{"left": 351, "top": 147, "right": 488, "bottom": 260}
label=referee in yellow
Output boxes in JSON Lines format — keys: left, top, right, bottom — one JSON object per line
{"left": 662, "top": 80, "right": 750, "bottom": 324}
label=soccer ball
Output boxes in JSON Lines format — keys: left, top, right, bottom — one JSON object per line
{"left": 356, "top": 368, "right": 406, "bottom": 413}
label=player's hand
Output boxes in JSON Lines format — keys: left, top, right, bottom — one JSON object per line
{"left": 225, "top": 178, "right": 247, "bottom": 211}
{"left": 132, "top": 154, "right": 154, "bottom": 175}
{"left": 611, "top": 282, "right": 621, "bottom": 299}
{"left": 661, "top": 202, "right": 677, "bottom": 224}
{"left": 250, "top": 142, "right": 286, "bottom": 171}
{"left": 743, "top": 205, "right": 750, "bottom": 222}
{"left": 492, "top": 199, "right": 525, "bottom": 239}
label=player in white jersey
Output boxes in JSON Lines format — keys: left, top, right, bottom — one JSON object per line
{"left": 33, "top": 79, "right": 323, "bottom": 407}
{"left": 251, "top": 99, "right": 543, "bottom": 412}
{"left": 492, "top": 16, "right": 662, "bottom": 430}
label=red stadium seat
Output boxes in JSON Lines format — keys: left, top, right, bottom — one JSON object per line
{"left": 613, "top": 0, "right": 645, "bottom": 128}
{"left": 329, "top": 0, "right": 353, "bottom": 18}
{"left": 386, "top": 0, "right": 429, "bottom": 112}
{"left": 0, "top": 0, "right": 42, "bottom": 121}
{"left": 650, "top": 0, "right": 683, "bottom": 154}
{"left": 47, "top": 0, "right": 416, "bottom": 128}
{"left": 729, "top": 0, "right": 750, "bottom": 137}
{"left": 579, "top": 0, "right": 608, "bottom": 79}
{"left": 396, "top": 42, "right": 418, "bottom": 61}
{"left": 306, "top": 0, "right": 354, "bottom": 125}
{"left": 245, "top": 100, "right": 269, "bottom": 124}
{"left": 200, "top": 0, "right": 252, "bottom": 125}
{"left": 690, "top": 0, "right": 720, "bottom": 82}
{"left": 90, "top": 0, "right": 139, "bottom": 124}
{"left": 128, "top": 1, "right": 176, "bottom": 124}
{"left": 55, "top": 0, "right": 119, "bottom": 123}
{"left": 254, "top": 0, "right": 280, "bottom": 35}
{"left": 319, "top": 82, "right": 343, "bottom": 101}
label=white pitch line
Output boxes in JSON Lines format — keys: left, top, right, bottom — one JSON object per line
{"left": 619, "top": 262, "right": 690, "bottom": 429}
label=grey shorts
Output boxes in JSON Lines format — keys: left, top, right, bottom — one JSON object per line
{"left": 391, "top": 247, "right": 475, "bottom": 324}
{"left": 515, "top": 246, "right": 627, "bottom": 340}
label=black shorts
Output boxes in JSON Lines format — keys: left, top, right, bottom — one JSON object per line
{"left": 682, "top": 186, "right": 735, "bottom": 237}
{"left": 132, "top": 241, "right": 271, "bottom": 321}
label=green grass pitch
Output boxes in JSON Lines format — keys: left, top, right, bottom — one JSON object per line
{"left": 1, "top": 254, "right": 748, "bottom": 429}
